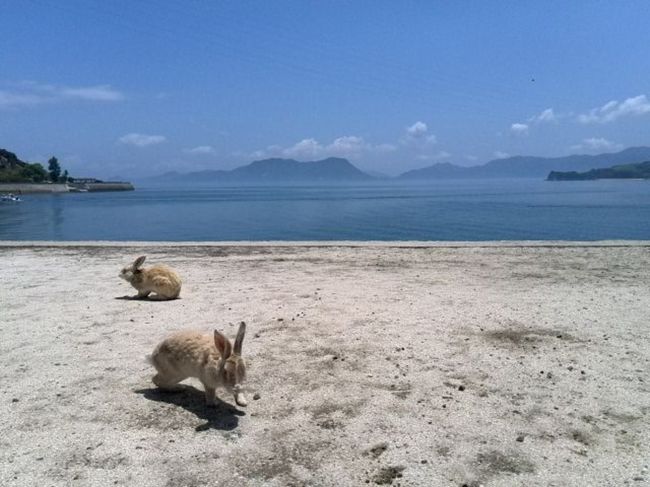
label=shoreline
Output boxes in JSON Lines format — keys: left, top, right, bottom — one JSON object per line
{"left": 2, "top": 239, "right": 650, "bottom": 247}
{"left": 0, "top": 182, "right": 134, "bottom": 193}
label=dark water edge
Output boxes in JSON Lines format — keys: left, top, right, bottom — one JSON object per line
{"left": 1, "top": 179, "right": 649, "bottom": 241}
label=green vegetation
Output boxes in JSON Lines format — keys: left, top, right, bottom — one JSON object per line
{"left": 48, "top": 157, "right": 62, "bottom": 182}
{"left": 0, "top": 149, "right": 70, "bottom": 183}
{"left": 547, "top": 160, "right": 650, "bottom": 181}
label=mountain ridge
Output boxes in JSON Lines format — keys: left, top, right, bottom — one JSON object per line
{"left": 149, "top": 146, "right": 650, "bottom": 183}
{"left": 399, "top": 146, "right": 650, "bottom": 179}
{"left": 151, "top": 157, "right": 373, "bottom": 182}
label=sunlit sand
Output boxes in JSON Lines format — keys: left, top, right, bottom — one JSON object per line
{"left": 2, "top": 242, "right": 649, "bottom": 486}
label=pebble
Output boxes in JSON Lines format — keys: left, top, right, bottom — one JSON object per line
{"left": 516, "top": 434, "right": 525, "bottom": 442}
{"left": 458, "top": 385, "right": 465, "bottom": 391}
{"left": 253, "top": 393, "right": 261, "bottom": 400}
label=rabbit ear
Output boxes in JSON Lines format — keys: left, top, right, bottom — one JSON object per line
{"left": 233, "top": 322, "right": 246, "bottom": 355}
{"left": 133, "top": 255, "right": 146, "bottom": 269}
{"left": 214, "top": 330, "right": 232, "bottom": 359}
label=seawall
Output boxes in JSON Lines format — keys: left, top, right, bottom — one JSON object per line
{"left": 80, "top": 182, "right": 134, "bottom": 192}
{"left": 0, "top": 182, "right": 134, "bottom": 193}
{"left": 0, "top": 183, "right": 69, "bottom": 194}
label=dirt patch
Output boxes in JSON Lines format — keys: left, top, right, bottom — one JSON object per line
{"left": 483, "top": 321, "right": 579, "bottom": 347}
{"left": 475, "top": 450, "right": 536, "bottom": 475}
{"left": 364, "top": 441, "right": 389, "bottom": 458}
{"left": 371, "top": 465, "right": 405, "bottom": 484}
{"left": 570, "top": 429, "right": 592, "bottom": 446}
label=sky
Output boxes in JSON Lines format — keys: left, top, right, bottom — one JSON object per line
{"left": 2, "top": 0, "right": 650, "bottom": 179}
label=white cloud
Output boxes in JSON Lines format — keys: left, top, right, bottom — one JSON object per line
{"left": 184, "top": 145, "right": 215, "bottom": 155}
{"left": 118, "top": 133, "right": 167, "bottom": 147}
{"left": 254, "top": 135, "right": 389, "bottom": 160}
{"left": 493, "top": 151, "right": 510, "bottom": 159}
{"left": 0, "top": 91, "right": 43, "bottom": 108}
{"left": 60, "top": 85, "right": 124, "bottom": 101}
{"left": 529, "top": 108, "right": 557, "bottom": 124}
{"left": 281, "top": 138, "right": 324, "bottom": 158}
{"left": 577, "top": 94, "right": 650, "bottom": 123}
{"left": 402, "top": 121, "right": 437, "bottom": 145}
{"left": 570, "top": 137, "right": 622, "bottom": 152}
{"left": 510, "top": 123, "right": 529, "bottom": 136}
{"left": 250, "top": 126, "right": 435, "bottom": 164}
{"left": 0, "top": 82, "right": 124, "bottom": 108}
{"left": 326, "top": 136, "right": 367, "bottom": 157}
{"left": 248, "top": 145, "right": 279, "bottom": 159}
{"left": 407, "top": 121, "right": 428, "bottom": 138}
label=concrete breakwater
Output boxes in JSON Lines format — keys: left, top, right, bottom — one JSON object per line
{"left": 0, "top": 182, "right": 134, "bottom": 194}
{"left": 77, "top": 182, "right": 135, "bottom": 192}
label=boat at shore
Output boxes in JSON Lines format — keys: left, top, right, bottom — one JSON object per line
{"left": 1, "top": 193, "right": 22, "bottom": 202}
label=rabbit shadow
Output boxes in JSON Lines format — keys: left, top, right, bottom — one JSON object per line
{"left": 115, "top": 295, "right": 180, "bottom": 301}
{"left": 135, "top": 385, "right": 245, "bottom": 432}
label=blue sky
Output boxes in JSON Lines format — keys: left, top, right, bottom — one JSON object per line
{"left": 2, "top": 0, "right": 650, "bottom": 178}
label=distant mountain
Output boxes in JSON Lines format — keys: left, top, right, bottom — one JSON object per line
{"left": 399, "top": 146, "right": 650, "bottom": 179}
{"left": 152, "top": 157, "right": 373, "bottom": 183}
{"left": 548, "top": 160, "right": 650, "bottom": 181}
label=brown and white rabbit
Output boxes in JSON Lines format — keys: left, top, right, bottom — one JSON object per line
{"left": 148, "top": 322, "right": 248, "bottom": 406}
{"left": 119, "top": 255, "right": 181, "bottom": 300}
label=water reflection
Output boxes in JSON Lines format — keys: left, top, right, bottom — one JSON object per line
{"left": 50, "top": 195, "right": 65, "bottom": 239}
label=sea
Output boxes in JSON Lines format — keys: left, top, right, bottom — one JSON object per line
{"left": 1, "top": 179, "right": 649, "bottom": 241}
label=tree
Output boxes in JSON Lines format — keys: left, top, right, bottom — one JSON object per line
{"left": 61, "top": 169, "right": 69, "bottom": 183}
{"left": 22, "top": 163, "right": 48, "bottom": 182}
{"left": 48, "top": 157, "right": 61, "bottom": 182}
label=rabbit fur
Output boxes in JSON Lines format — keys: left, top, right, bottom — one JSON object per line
{"left": 148, "top": 322, "right": 248, "bottom": 406}
{"left": 119, "top": 255, "right": 181, "bottom": 300}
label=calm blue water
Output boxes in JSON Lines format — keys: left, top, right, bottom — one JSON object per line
{"left": 1, "top": 179, "right": 649, "bottom": 240}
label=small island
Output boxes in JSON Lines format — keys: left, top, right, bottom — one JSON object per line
{"left": 547, "top": 160, "right": 650, "bottom": 181}
{"left": 0, "top": 148, "right": 134, "bottom": 193}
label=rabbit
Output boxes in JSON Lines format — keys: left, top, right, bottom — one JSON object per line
{"left": 148, "top": 322, "right": 248, "bottom": 407}
{"left": 119, "top": 255, "right": 181, "bottom": 300}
